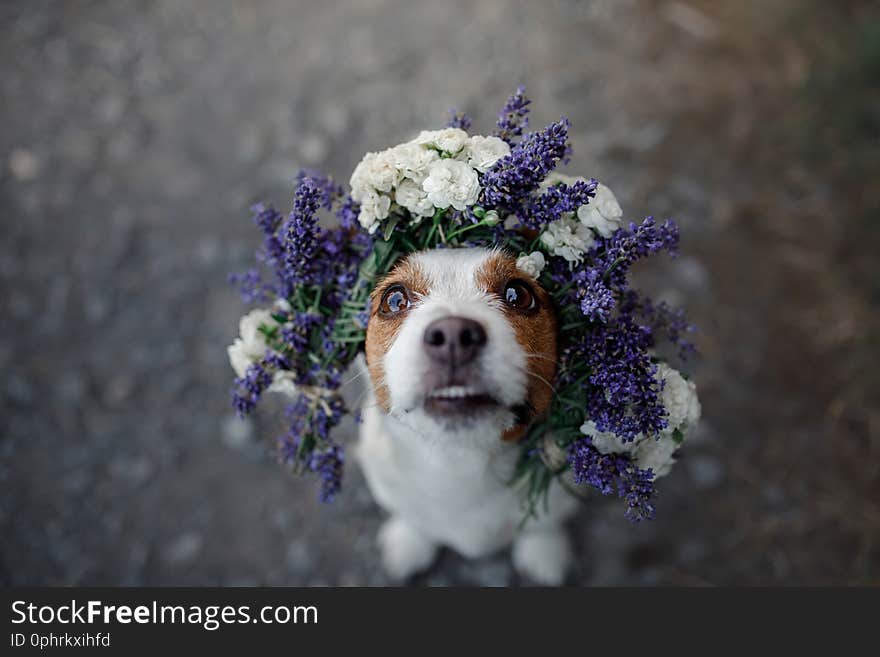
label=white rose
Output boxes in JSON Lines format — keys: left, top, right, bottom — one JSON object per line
{"left": 465, "top": 135, "right": 511, "bottom": 172}
{"left": 539, "top": 216, "right": 596, "bottom": 263}
{"left": 413, "top": 128, "right": 469, "bottom": 155}
{"left": 656, "top": 363, "right": 701, "bottom": 434}
{"left": 656, "top": 363, "right": 702, "bottom": 433}
{"left": 349, "top": 150, "right": 400, "bottom": 198}
{"left": 516, "top": 251, "right": 546, "bottom": 278}
{"left": 357, "top": 191, "right": 391, "bottom": 232}
{"left": 390, "top": 142, "right": 439, "bottom": 183}
{"left": 268, "top": 371, "right": 298, "bottom": 397}
{"left": 422, "top": 159, "right": 480, "bottom": 211}
{"left": 394, "top": 179, "right": 435, "bottom": 217}
{"left": 633, "top": 435, "right": 679, "bottom": 478}
{"left": 228, "top": 308, "right": 275, "bottom": 377}
{"left": 580, "top": 420, "right": 641, "bottom": 455}
{"left": 577, "top": 183, "right": 623, "bottom": 238}
{"left": 228, "top": 308, "right": 300, "bottom": 397}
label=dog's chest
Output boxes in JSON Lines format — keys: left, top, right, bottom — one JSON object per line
{"left": 357, "top": 407, "right": 521, "bottom": 556}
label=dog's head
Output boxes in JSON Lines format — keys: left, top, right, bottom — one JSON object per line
{"left": 365, "top": 247, "right": 558, "bottom": 446}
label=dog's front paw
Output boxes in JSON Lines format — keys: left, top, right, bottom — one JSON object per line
{"left": 512, "top": 529, "right": 573, "bottom": 586}
{"left": 377, "top": 517, "right": 438, "bottom": 581}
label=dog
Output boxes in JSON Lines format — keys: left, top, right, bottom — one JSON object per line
{"left": 357, "top": 246, "right": 579, "bottom": 585}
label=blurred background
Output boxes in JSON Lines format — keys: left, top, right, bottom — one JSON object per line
{"left": 1, "top": 0, "right": 878, "bottom": 586}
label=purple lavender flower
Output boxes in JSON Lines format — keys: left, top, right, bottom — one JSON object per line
{"left": 575, "top": 312, "right": 668, "bottom": 441}
{"left": 335, "top": 194, "right": 360, "bottom": 230}
{"left": 494, "top": 85, "right": 531, "bottom": 144}
{"left": 480, "top": 118, "right": 571, "bottom": 214}
{"left": 231, "top": 360, "right": 273, "bottom": 417}
{"left": 577, "top": 268, "right": 616, "bottom": 323}
{"left": 278, "top": 391, "right": 346, "bottom": 502}
{"left": 446, "top": 109, "right": 472, "bottom": 131}
{"left": 522, "top": 178, "right": 597, "bottom": 228}
{"left": 595, "top": 217, "right": 680, "bottom": 288}
{"left": 280, "top": 178, "right": 322, "bottom": 284}
{"left": 644, "top": 300, "right": 697, "bottom": 361}
{"left": 569, "top": 437, "right": 656, "bottom": 522}
{"left": 624, "top": 292, "right": 696, "bottom": 361}
{"left": 228, "top": 268, "right": 268, "bottom": 303}
{"left": 309, "top": 443, "right": 344, "bottom": 502}
{"left": 251, "top": 202, "right": 284, "bottom": 236}
{"left": 296, "top": 170, "right": 343, "bottom": 210}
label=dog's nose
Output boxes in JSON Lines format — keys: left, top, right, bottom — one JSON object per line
{"left": 423, "top": 317, "right": 487, "bottom": 367}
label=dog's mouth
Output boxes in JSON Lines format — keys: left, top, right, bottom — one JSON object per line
{"left": 423, "top": 385, "right": 500, "bottom": 416}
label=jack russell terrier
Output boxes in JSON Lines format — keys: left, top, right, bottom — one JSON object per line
{"left": 357, "top": 246, "right": 579, "bottom": 585}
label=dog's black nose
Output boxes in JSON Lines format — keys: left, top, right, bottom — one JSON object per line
{"left": 423, "top": 317, "right": 487, "bottom": 367}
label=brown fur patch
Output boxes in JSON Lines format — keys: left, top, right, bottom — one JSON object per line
{"left": 476, "top": 252, "right": 559, "bottom": 440}
{"left": 364, "top": 256, "right": 430, "bottom": 411}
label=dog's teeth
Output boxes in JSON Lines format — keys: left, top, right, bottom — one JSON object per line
{"left": 430, "top": 386, "right": 480, "bottom": 399}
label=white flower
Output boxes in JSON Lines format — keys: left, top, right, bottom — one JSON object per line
{"left": 413, "top": 128, "right": 469, "bottom": 155}
{"left": 580, "top": 420, "right": 640, "bottom": 455}
{"left": 394, "top": 179, "right": 434, "bottom": 217}
{"left": 633, "top": 435, "right": 679, "bottom": 478}
{"left": 390, "top": 142, "right": 439, "bottom": 183}
{"left": 579, "top": 419, "right": 678, "bottom": 479}
{"left": 516, "top": 251, "right": 546, "bottom": 278}
{"left": 539, "top": 216, "right": 596, "bottom": 263}
{"left": 578, "top": 365, "right": 700, "bottom": 481}
{"left": 227, "top": 308, "right": 275, "bottom": 378}
{"left": 539, "top": 172, "right": 581, "bottom": 190}
{"left": 268, "top": 372, "right": 298, "bottom": 397}
{"left": 465, "top": 135, "right": 510, "bottom": 172}
{"left": 422, "top": 159, "right": 480, "bottom": 211}
{"left": 656, "top": 363, "right": 701, "bottom": 433}
{"left": 577, "top": 183, "right": 623, "bottom": 238}
{"left": 357, "top": 191, "right": 391, "bottom": 233}
{"left": 227, "top": 308, "right": 299, "bottom": 397}
{"left": 350, "top": 150, "right": 400, "bottom": 197}
{"left": 539, "top": 175, "right": 624, "bottom": 238}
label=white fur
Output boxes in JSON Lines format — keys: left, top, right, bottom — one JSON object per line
{"left": 357, "top": 248, "right": 578, "bottom": 584}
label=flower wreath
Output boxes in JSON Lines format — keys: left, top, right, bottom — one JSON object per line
{"left": 228, "top": 87, "right": 700, "bottom": 521}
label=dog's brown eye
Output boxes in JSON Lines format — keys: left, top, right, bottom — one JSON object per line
{"left": 379, "top": 285, "right": 411, "bottom": 316}
{"left": 503, "top": 280, "right": 537, "bottom": 312}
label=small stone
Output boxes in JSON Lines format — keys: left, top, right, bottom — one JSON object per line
{"left": 688, "top": 455, "right": 724, "bottom": 489}
{"left": 103, "top": 373, "right": 135, "bottom": 406}
{"left": 299, "top": 134, "right": 327, "bottom": 164}
{"left": 9, "top": 148, "right": 40, "bottom": 181}
{"left": 286, "top": 539, "right": 314, "bottom": 574}
{"left": 678, "top": 539, "right": 707, "bottom": 564}
{"left": 337, "top": 571, "right": 363, "bottom": 587}
{"left": 222, "top": 415, "right": 254, "bottom": 450}
{"left": 237, "top": 124, "right": 264, "bottom": 163}
{"left": 110, "top": 456, "right": 154, "bottom": 487}
{"left": 320, "top": 105, "right": 349, "bottom": 137}
{"left": 6, "top": 374, "right": 34, "bottom": 406}
{"left": 164, "top": 531, "right": 203, "bottom": 565}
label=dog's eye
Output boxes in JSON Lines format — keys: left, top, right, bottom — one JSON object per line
{"left": 379, "top": 285, "right": 411, "bottom": 316}
{"left": 503, "top": 280, "right": 537, "bottom": 312}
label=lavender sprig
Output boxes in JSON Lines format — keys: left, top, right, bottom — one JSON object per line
{"left": 494, "top": 85, "right": 531, "bottom": 144}
{"left": 481, "top": 118, "right": 571, "bottom": 215}
{"left": 568, "top": 437, "right": 657, "bottom": 522}
{"left": 446, "top": 109, "right": 473, "bottom": 131}
{"left": 522, "top": 178, "right": 597, "bottom": 228}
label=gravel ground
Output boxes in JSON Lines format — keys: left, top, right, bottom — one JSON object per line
{"left": 2, "top": 0, "right": 877, "bottom": 585}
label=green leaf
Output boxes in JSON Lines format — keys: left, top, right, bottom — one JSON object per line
{"left": 672, "top": 428, "right": 685, "bottom": 444}
{"left": 382, "top": 216, "right": 401, "bottom": 241}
